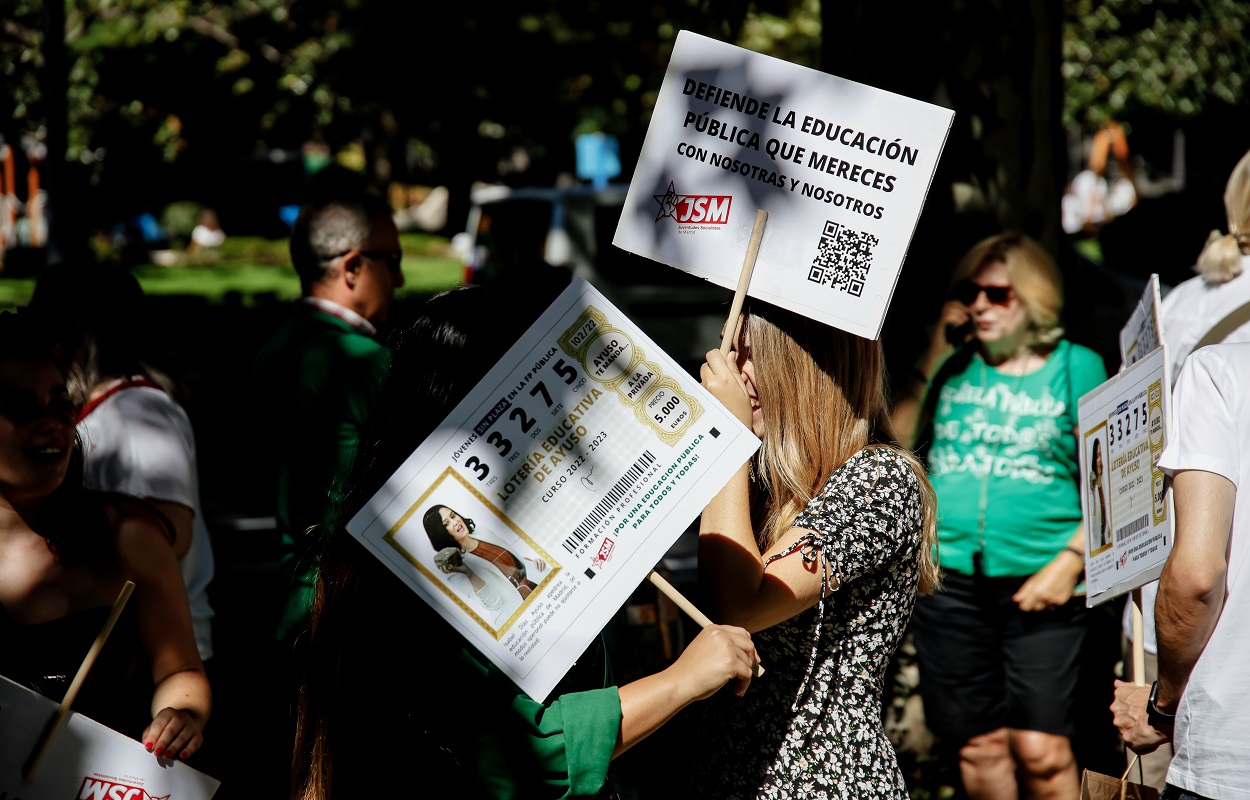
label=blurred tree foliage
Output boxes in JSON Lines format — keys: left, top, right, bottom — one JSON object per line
{"left": 4, "top": 0, "right": 1246, "bottom": 235}
{"left": 0, "top": 0, "right": 815, "bottom": 229}
{"left": 1063, "top": 0, "right": 1249, "bottom": 131}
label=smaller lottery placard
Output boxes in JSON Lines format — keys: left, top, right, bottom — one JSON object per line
{"left": 0, "top": 676, "right": 220, "bottom": 800}
{"left": 347, "top": 278, "right": 760, "bottom": 701}
{"left": 1119, "top": 273, "right": 1164, "bottom": 369}
{"left": 1077, "top": 345, "right": 1174, "bottom": 606}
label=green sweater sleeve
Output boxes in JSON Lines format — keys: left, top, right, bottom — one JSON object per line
{"left": 469, "top": 650, "right": 622, "bottom": 799}
{"left": 512, "top": 688, "right": 621, "bottom": 798}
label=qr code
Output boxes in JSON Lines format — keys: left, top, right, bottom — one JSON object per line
{"left": 807, "top": 220, "right": 878, "bottom": 297}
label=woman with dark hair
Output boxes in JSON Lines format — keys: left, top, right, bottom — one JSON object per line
{"left": 422, "top": 503, "right": 545, "bottom": 598}
{"left": 0, "top": 312, "right": 211, "bottom": 762}
{"left": 692, "top": 298, "right": 940, "bottom": 798}
{"left": 421, "top": 503, "right": 546, "bottom": 627}
{"left": 28, "top": 262, "right": 216, "bottom": 667}
{"left": 292, "top": 285, "right": 759, "bottom": 800}
{"left": 1089, "top": 437, "right": 1108, "bottom": 550}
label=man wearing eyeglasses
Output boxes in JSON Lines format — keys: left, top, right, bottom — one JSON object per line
{"left": 253, "top": 188, "right": 405, "bottom": 652}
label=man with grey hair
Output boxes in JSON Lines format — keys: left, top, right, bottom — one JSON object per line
{"left": 253, "top": 187, "right": 405, "bottom": 648}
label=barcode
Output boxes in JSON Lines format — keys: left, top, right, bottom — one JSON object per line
{"left": 562, "top": 451, "right": 656, "bottom": 553}
{"left": 806, "top": 220, "right": 878, "bottom": 297}
{"left": 1116, "top": 514, "right": 1149, "bottom": 541}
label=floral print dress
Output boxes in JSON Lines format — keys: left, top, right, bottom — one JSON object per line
{"left": 690, "top": 447, "right": 925, "bottom": 799}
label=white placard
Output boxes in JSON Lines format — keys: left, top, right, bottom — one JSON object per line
{"left": 1119, "top": 274, "right": 1165, "bottom": 369}
{"left": 347, "top": 278, "right": 760, "bottom": 701}
{"left": 0, "top": 676, "right": 220, "bottom": 800}
{"left": 613, "top": 30, "right": 954, "bottom": 339}
{"left": 1077, "top": 345, "right": 1174, "bottom": 605}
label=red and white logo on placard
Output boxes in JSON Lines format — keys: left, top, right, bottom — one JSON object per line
{"left": 77, "top": 777, "right": 170, "bottom": 800}
{"left": 591, "top": 537, "right": 616, "bottom": 569}
{"left": 653, "top": 181, "right": 731, "bottom": 225}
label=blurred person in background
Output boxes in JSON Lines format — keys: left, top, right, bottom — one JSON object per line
{"left": 893, "top": 232, "right": 1107, "bottom": 799}
{"left": 253, "top": 187, "right": 404, "bottom": 652}
{"left": 28, "top": 263, "right": 216, "bottom": 669}
{"left": 0, "top": 311, "right": 211, "bottom": 761}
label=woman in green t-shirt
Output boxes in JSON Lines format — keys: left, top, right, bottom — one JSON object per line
{"left": 892, "top": 231, "right": 1108, "bottom": 800}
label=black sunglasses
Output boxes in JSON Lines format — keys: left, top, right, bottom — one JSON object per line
{"left": 952, "top": 281, "right": 1013, "bottom": 306}
{"left": 322, "top": 249, "right": 404, "bottom": 274}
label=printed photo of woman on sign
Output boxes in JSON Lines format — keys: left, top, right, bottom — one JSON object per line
{"left": 1086, "top": 433, "right": 1112, "bottom": 554}
{"left": 422, "top": 502, "right": 548, "bottom": 627}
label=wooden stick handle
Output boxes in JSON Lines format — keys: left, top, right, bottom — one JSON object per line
{"left": 648, "top": 570, "right": 713, "bottom": 627}
{"left": 720, "top": 209, "right": 769, "bottom": 356}
{"left": 1131, "top": 586, "right": 1145, "bottom": 685}
{"left": 23, "top": 581, "right": 136, "bottom": 780}
{"left": 647, "top": 570, "right": 763, "bottom": 676}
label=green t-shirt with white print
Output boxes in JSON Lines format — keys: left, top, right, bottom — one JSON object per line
{"left": 925, "top": 339, "right": 1107, "bottom": 578}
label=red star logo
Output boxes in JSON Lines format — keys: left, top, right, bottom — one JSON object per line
{"left": 653, "top": 181, "right": 684, "bottom": 221}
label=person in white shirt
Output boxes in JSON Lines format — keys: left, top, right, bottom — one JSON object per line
{"left": 1112, "top": 342, "right": 1250, "bottom": 800}
{"left": 28, "top": 264, "right": 215, "bottom": 663}
{"left": 1118, "top": 146, "right": 1250, "bottom": 790}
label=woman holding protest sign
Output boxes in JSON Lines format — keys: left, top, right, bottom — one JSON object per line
{"left": 292, "top": 284, "right": 759, "bottom": 800}
{"left": 0, "top": 311, "right": 211, "bottom": 763}
{"left": 892, "top": 231, "right": 1107, "bottom": 800}
{"left": 692, "top": 298, "right": 939, "bottom": 799}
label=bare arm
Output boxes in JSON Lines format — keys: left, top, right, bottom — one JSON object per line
{"left": 1012, "top": 526, "right": 1086, "bottom": 612}
{"left": 614, "top": 624, "right": 757, "bottom": 757}
{"left": 115, "top": 510, "right": 211, "bottom": 760}
{"left": 1113, "top": 469, "right": 1233, "bottom": 752}
{"left": 1153, "top": 469, "right": 1234, "bottom": 710}
{"left": 697, "top": 349, "right": 830, "bottom": 631}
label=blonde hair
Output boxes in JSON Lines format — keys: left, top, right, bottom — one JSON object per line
{"left": 1195, "top": 148, "right": 1250, "bottom": 284}
{"left": 949, "top": 231, "right": 1065, "bottom": 348}
{"left": 744, "top": 301, "right": 940, "bottom": 594}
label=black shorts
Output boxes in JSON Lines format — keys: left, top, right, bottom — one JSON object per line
{"left": 910, "top": 570, "right": 1090, "bottom": 744}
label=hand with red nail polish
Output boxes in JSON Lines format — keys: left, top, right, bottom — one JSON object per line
{"left": 141, "top": 707, "right": 205, "bottom": 763}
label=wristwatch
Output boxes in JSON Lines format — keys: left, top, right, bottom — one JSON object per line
{"left": 1147, "top": 680, "right": 1177, "bottom": 728}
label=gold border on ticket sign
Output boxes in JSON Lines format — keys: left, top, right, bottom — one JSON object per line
{"left": 638, "top": 378, "right": 702, "bottom": 445}
{"left": 1147, "top": 378, "right": 1168, "bottom": 526}
{"left": 381, "top": 467, "right": 560, "bottom": 639}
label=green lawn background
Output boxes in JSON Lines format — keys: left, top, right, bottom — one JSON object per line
{"left": 0, "top": 233, "right": 463, "bottom": 311}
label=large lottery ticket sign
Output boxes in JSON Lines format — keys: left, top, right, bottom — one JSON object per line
{"left": 348, "top": 279, "right": 760, "bottom": 701}
{"left": 1078, "top": 340, "right": 1173, "bottom": 608}
{"left": 613, "top": 30, "right": 954, "bottom": 339}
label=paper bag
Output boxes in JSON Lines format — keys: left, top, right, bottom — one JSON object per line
{"left": 1080, "top": 767, "right": 1161, "bottom": 800}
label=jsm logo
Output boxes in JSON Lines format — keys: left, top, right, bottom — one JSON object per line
{"left": 77, "top": 778, "right": 169, "bottom": 800}
{"left": 653, "top": 181, "right": 731, "bottom": 225}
